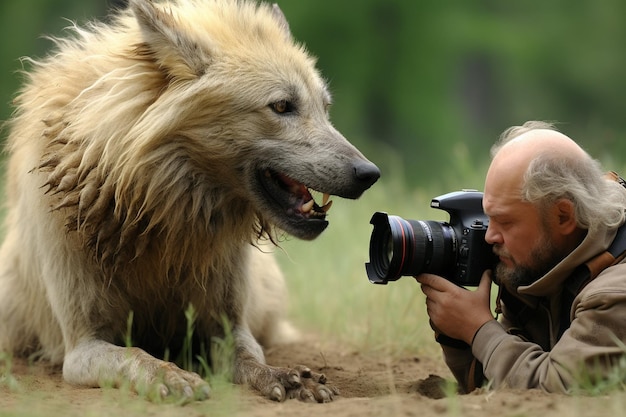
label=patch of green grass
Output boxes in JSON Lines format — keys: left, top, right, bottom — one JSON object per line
{"left": 570, "top": 337, "right": 626, "bottom": 396}
{"left": 0, "top": 352, "right": 20, "bottom": 392}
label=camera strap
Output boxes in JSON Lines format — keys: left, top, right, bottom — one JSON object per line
{"left": 558, "top": 219, "right": 626, "bottom": 337}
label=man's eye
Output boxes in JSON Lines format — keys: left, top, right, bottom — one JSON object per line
{"left": 270, "top": 100, "right": 295, "bottom": 114}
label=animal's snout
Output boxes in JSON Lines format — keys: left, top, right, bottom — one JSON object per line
{"left": 353, "top": 160, "right": 380, "bottom": 190}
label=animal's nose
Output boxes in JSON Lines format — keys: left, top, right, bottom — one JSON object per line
{"left": 353, "top": 160, "right": 381, "bottom": 189}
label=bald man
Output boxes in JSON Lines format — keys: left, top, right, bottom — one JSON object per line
{"left": 417, "top": 121, "right": 626, "bottom": 393}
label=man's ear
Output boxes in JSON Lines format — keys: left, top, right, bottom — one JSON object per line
{"left": 554, "top": 198, "right": 579, "bottom": 235}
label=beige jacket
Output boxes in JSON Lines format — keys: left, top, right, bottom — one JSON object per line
{"left": 443, "top": 222, "right": 626, "bottom": 393}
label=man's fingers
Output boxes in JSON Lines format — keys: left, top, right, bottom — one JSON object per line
{"left": 415, "top": 273, "right": 434, "bottom": 286}
{"left": 477, "top": 270, "right": 493, "bottom": 295}
{"left": 416, "top": 273, "right": 455, "bottom": 291}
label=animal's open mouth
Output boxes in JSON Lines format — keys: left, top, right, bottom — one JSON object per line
{"left": 257, "top": 168, "right": 333, "bottom": 238}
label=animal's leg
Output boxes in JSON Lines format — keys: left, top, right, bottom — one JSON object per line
{"left": 0, "top": 242, "right": 23, "bottom": 356}
{"left": 245, "top": 248, "right": 300, "bottom": 347}
{"left": 0, "top": 243, "right": 21, "bottom": 355}
{"left": 63, "top": 339, "right": 211, "bottom": 401}
{"left": 232, "top": 327, "right": 338, "bottom": 402}
{"left": 0, "top": 229, "right": 66, "bottom": 361}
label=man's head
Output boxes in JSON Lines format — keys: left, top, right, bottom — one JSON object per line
{"left": 483, "top": 121, "right": 626, "bottom": 289}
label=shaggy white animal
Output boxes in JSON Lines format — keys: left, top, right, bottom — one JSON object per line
{"left": 0, "top": 0, "right": 379, "bottom": 403}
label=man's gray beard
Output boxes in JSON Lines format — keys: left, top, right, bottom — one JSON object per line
{"left": 495, "top": 236, "right": 566, "bottom": 291}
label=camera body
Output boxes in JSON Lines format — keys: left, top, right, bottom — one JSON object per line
{"left": 365, "top": 190, "right": 497, "bottom": 286}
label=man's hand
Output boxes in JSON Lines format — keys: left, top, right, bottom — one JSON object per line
{"left": 416, "top": 270, "right": 494, "bottom": 345}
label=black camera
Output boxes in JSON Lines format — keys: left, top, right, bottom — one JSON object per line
{"left": 365, "top": 190, "right": 497, "bottom": 286}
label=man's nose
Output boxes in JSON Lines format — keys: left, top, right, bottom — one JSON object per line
{"left": 484, "top": 224, "right": 500, "bottom": 245}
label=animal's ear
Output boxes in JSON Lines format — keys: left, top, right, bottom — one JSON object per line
{"left": 271, "top": 4, "right": 292, "bottom": 40}
{"left": 129, "top": 0, "right": 209, "bottom": 79}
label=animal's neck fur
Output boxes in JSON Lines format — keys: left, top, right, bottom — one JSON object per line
{"left": 38, "top": 129, "right": 264, "bottom": 288}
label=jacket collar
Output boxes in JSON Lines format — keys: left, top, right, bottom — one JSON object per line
{"left": 517, "top": 223, "right": 617, "bottom": 297}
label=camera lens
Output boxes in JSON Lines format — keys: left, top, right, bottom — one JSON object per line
{"left": 376, "top": 228, "right": 394, "bottom": 272}
{"left": 365, "top": 212, "right": 457, "bottom": 284}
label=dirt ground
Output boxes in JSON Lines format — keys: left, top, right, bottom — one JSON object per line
{"left": 1, "top": 336, "right": 624, "bottom": 417}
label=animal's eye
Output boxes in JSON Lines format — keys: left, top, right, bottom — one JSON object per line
{"left": 269, "top": 100, "right": 295, "bottom": 115}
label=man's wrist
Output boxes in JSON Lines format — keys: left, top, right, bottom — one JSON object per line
{"left": 471, "top": 319, "right": 496, "bottom": 345}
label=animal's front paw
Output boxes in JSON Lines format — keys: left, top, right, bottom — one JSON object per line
{"left": 261, "top": 364, "right": 339, "bottom": 403}
{"left": 63, "top": 344, "right": 211, "bottom": 403}
{"left": 143, "top": 360, "right": 211, "bottom": 403}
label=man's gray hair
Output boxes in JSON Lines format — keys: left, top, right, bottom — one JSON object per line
{"left": 492, "top": 121, "right": 626, "bottom": 230}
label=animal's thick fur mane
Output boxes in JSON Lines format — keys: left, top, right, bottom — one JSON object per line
{"left": 9, "top": 0, "right": 311, "bottom": 283}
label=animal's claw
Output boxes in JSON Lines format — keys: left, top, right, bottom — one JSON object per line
{"left": 259, "top": 364, "right": 338, "bottom": 403}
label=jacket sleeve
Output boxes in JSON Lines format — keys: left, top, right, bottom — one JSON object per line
{"left": 470, "top": 268, "right": 626, "bottom": 392}
{"left": 441, "top": 343, "right": 485, "bottom": 393}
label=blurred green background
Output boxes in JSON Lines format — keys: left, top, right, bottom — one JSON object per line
{"left": 1, "top": 0, "right": 626, "bottom": 361}
{"left": 1, "top": 0, "right": 625, "bottom": 191}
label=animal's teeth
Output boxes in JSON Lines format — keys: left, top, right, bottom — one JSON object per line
{"left": 322, "top": 193, "right": 330, "bottom": 206}
{"left": 321, "top": 200, "right": 333, "bottom": 213}
{"left": 301, "top": 199, "right": 314, "bottom": 213}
